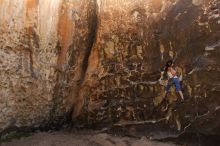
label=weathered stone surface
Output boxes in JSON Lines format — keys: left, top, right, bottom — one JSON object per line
{"left": 74, "top": 0, "right": 220, "bottom": 137}
{"left": 0, "top": 0, "right": 220, "bottom": 139}
{"left": 0, "top": 0, "right": 97, "bottom": 133}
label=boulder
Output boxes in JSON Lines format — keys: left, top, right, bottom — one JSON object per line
{"left": 0, "top": 0, "right": 219, "bottom": 138}
{"left": 0, "top": 0, "right": 97, "bottom": 133}
{"left": 75, "top": 0, "right": 220, "bottom": 137}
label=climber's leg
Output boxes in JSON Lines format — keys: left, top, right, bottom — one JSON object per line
{"left": 165, "top": 80, "right": 172, "bottom": 97}
{"left": 172, "top": 78, "right": 184, "bottom": 100}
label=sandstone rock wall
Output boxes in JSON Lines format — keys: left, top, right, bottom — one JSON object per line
{"left": 0, "top": 0, "right": 220, "bottom": 138}
{"left": 75, "top": 0, "right": 220, "bottom": 136}
{"left": 0, "top": 0, "right": 97, "bottom": 133}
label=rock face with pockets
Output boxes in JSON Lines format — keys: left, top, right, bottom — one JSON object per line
{"left": 74, "top": 0, "right": 220, "bottom": 137}
{"left": 0, "top": 0, "right": 97, "bottom": 133}
{"left": 0, "top": 0, "right": 220, "bottom": 138}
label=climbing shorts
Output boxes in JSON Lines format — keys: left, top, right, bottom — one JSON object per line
{"left": 166, "top": 78, "right": 181, "bottom": 92}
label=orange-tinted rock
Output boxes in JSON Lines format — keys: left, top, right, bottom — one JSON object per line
{"left": 0, "top": 0, "right": 97, "bottom": 133}
{"left": 0, "top": 0, "right": 220, "bottom": 139}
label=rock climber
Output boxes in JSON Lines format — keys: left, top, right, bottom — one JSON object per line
{"left": 164, "top": 60, "right": 184, "bottom": 101}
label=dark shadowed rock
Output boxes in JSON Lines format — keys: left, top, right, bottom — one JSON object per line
{"left": 74, "top": 0, "right": 220, "bottom": 138}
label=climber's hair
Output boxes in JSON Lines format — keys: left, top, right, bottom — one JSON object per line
{"left": 165, "top": 60, "right": 173, "bottom": 73}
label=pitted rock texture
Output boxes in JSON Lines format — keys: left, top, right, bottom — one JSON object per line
{"left": 75, "top": 0, "right": 220, "bottom": 137}
{"left": 0, "top": 0, "right": 97, "bottom": 133}
{"left": 0, "top": 0, "right": 220, "bottom": 138}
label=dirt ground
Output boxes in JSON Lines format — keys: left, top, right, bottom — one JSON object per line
{"left": 0, "top": 131, "right": 180, "bottom": 146}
